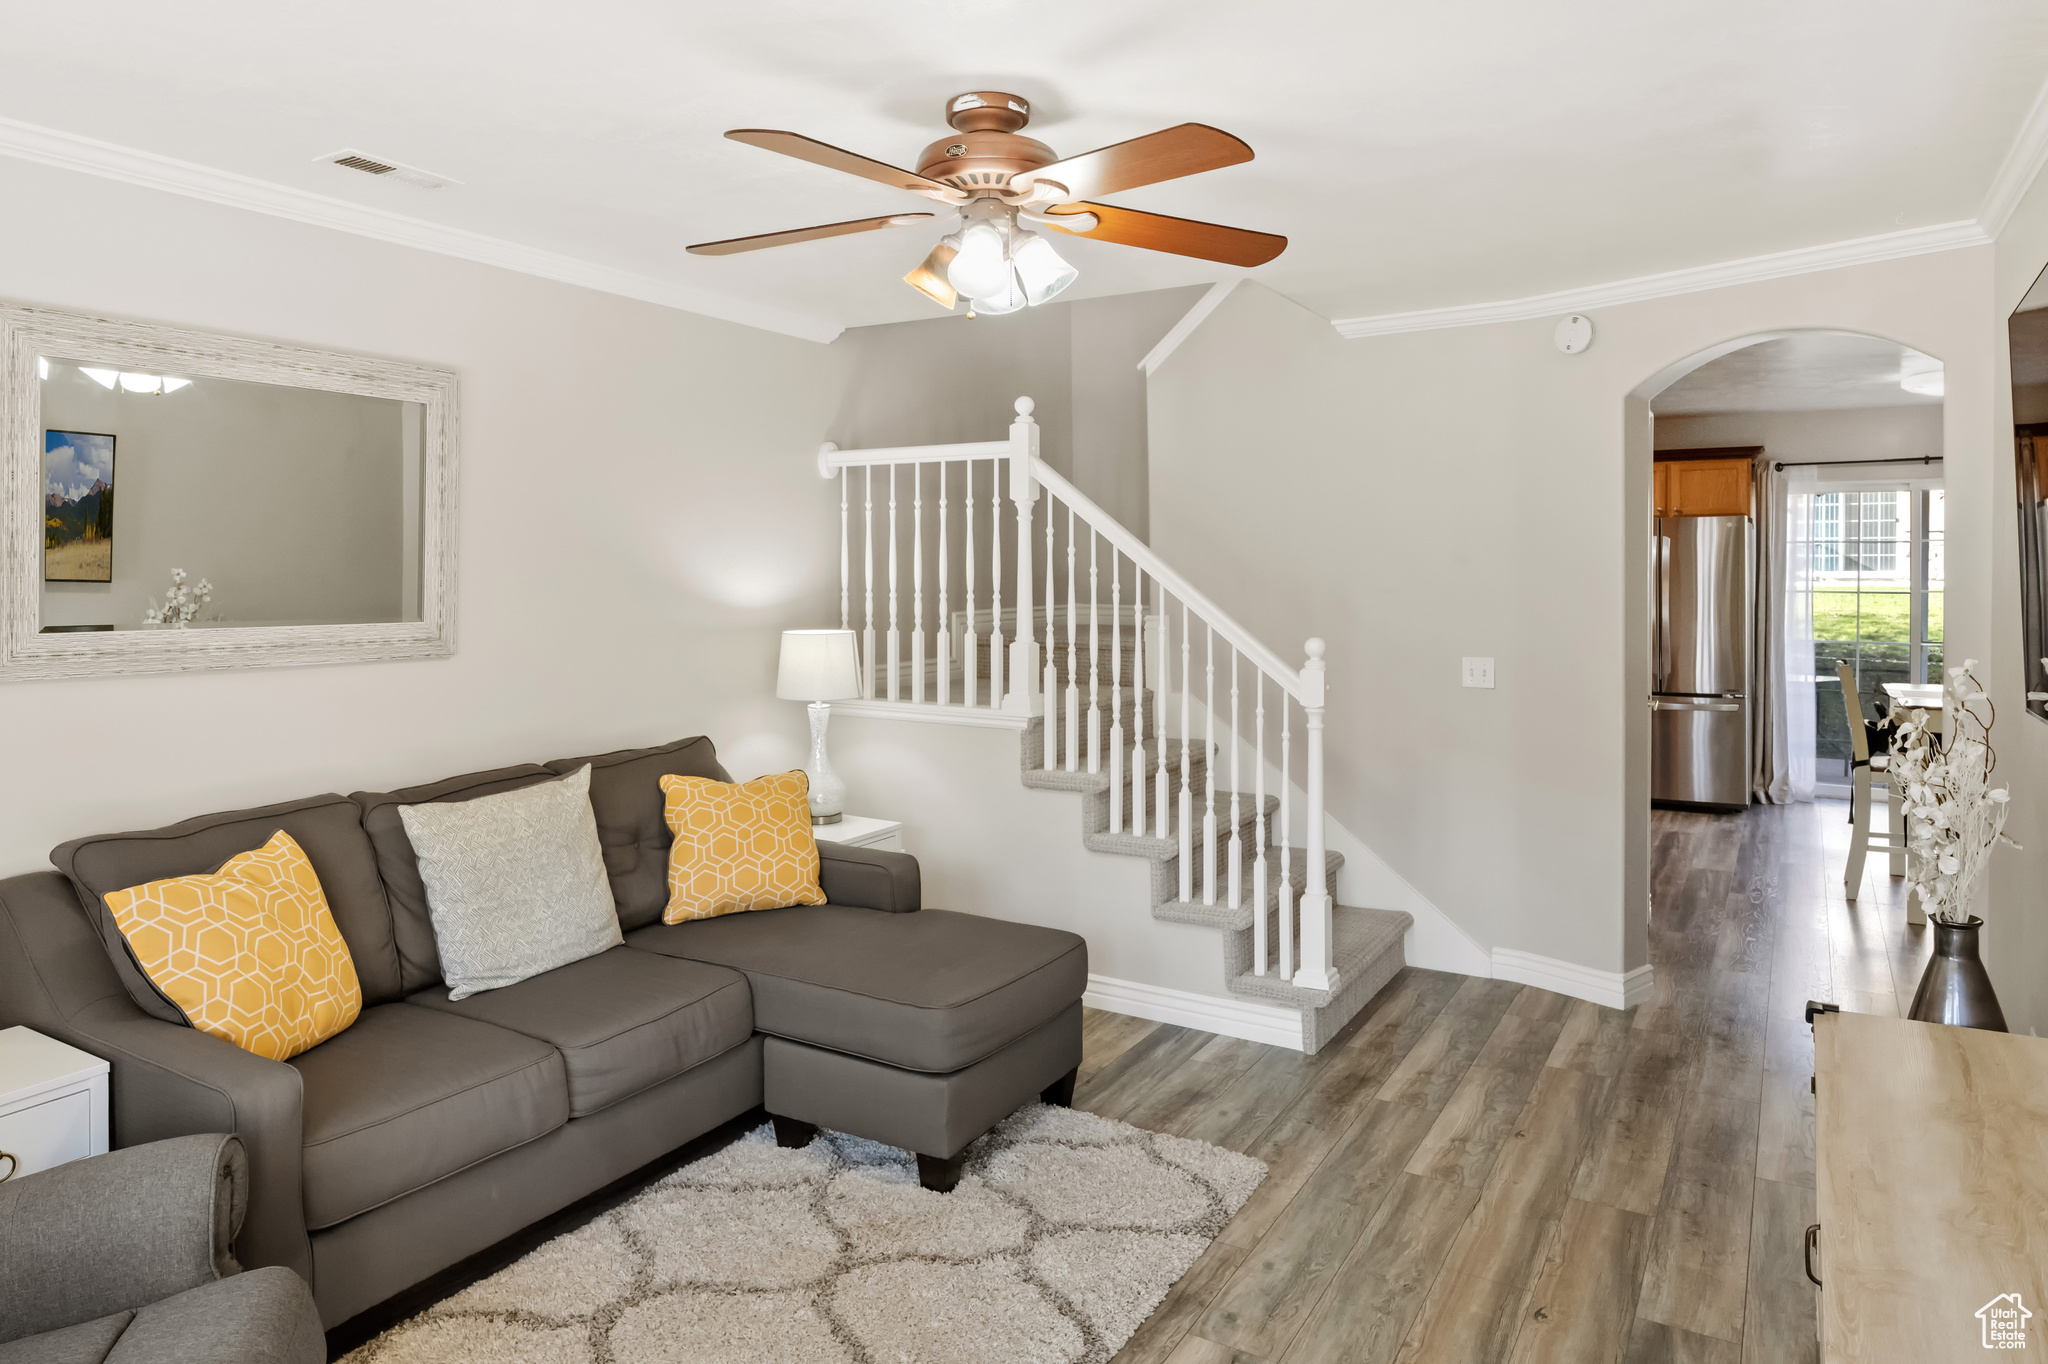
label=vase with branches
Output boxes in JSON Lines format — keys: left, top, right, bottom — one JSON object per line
{"left": 1883, "top": 659, "right": 2019, "bottom": 1028}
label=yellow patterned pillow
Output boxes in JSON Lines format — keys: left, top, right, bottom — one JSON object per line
{"left": 661, "top": 771, "right": 826, "bottom": 923}
{"left": 103, "top": 831, "right": 362, "bottom": 1061}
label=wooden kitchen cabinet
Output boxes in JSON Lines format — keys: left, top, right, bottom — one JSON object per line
{"left": 1655, "top": 449, "right": 1756, "bottom": 517}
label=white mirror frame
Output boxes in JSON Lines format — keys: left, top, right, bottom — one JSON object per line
{"left": 1, "top": 304, "right": 458, "bottom": 680}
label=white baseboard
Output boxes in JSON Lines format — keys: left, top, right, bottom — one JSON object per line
{"left": 835, "top": 699, "right": 1030, "bottom": 731}
{"left": 1491, "top": 949, "right": 1655, "bottom": 1011}
{"left": 1084, "top": 974, "right": 1303, "bottom": 1051}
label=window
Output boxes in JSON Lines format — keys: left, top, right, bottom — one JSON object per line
{"left": 1810, "top": 484, "right": 1942, "bottom": 779}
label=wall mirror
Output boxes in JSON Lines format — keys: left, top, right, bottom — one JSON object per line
{"left": 2, "top": 305, "right": 457, "bottom": 679}
{"left": 2014, "top": 268, "right": 2048, "bottom": 722}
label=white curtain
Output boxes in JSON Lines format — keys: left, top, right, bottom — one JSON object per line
{"left": 1784, "top": 467, "right": 1818, "bottom": 802}
{"left": 1752, "top": 458, "right": 1789, "bottom": 801}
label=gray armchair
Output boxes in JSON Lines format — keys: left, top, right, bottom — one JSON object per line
{"left": 0, "top": 1134, "right": 323, "bottom": 1364}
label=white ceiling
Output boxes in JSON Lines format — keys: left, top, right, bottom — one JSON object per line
{"left": 1654, "top": 333, "right": 1941, "bottom": 414}
{"left": 2, "top": 0, "right": 2046, "bottom": 338}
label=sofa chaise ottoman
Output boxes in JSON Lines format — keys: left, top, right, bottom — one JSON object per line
{"left": 0, "top": 735, "right": 1086, "bottom": 1332}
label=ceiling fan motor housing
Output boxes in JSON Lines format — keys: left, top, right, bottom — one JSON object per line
{"left": 918, "top": 91, "right": 1057, "bottom": 195}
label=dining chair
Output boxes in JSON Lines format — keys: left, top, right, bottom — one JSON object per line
{"left": 1838, "top": 663, "right": 1907, "bottom": 900}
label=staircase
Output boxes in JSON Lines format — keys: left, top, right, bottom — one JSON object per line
{"left": 819, "top": 398, "right": 1410, "bottom": 1054}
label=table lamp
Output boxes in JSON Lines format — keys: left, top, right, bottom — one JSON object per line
{"left": 777, "top": 629, "right": 864, "bottom": 824}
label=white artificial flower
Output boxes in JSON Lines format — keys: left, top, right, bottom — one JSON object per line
{"left": 1939, "top": 853, "right": 1960, "bottom": 874}
{"left": 1991, "top": 789, "right": 2010, "bottom": 802}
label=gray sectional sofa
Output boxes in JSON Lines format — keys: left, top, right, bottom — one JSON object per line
{"left": 0, "top": 736, "right": 1087, "bottom": 1332}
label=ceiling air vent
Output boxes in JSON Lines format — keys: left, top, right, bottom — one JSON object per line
{"left": 315, "top": 148, "right": 460, "bottom": 189}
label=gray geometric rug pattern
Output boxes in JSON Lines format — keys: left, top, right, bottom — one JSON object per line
{"left": 341, "top": 1103, "right": 1265, "bottom": 1364}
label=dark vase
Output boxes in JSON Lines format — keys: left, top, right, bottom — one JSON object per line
{"left": 1908, "top": 916, "right": 2008, "bottom": 1031}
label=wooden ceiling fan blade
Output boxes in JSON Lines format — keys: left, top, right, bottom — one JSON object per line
{"left": 1015, "top": 124, "right": 1252, "bottom": 201}
{"left": 686, "top": 212, "right": 936, "bottom": 256}
{"left": 1041, "top": 203, "right": 1285, "bottom": 267}
{"left": 725, "top": 129, "right": 957, "bottom": 200}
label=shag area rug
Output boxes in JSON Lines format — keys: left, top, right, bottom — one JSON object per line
{"left": 342, "top": 1103, "right": 1265, "bottom": 1364}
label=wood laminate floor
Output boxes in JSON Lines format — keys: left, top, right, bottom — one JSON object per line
{"left": 1087, "top": 798, "right": 1934, "bottom": 1364}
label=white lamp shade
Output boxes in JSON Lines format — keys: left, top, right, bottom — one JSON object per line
{"left": 777, "top": 629, "right": 863, "bottom": 701}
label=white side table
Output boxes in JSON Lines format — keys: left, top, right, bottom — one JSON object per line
{"left": 0, "top": 1026, "right": 110, "bottom": 1182}
{"left": 814, "top": 815, "right": 904, "bottom": 852}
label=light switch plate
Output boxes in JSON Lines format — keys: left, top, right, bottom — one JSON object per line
{"left": 1462, "top": 657, "right": 1495, "bottom": 688}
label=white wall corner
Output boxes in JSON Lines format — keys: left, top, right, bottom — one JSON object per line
{"left": 1084, "top": 974, "right": 1304, "bottom": 1051}
{"left": 1491, "top": 948, "right": 1654, "bottom": 1012}
{"left": 1328, "top": 219, "right": 1989, "bottom": 340}
{"left": 1137, "top": 279, "right": 1242, "bottom": 376}
{"left": 0, "top": 114, "right": 844, "bottom": 345}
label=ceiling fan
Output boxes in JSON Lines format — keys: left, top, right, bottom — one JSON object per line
{"left": 687, "top": 91, "right": 1286, "bottom": 315}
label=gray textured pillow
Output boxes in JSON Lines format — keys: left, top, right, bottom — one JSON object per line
{"left": 398, "top": 764, "right": 622, "bottom": 1000}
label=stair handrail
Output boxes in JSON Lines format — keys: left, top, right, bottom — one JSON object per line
{"left": 1023, "top": 454, "right": 1309, "bottom": 703}
{"left": 815, "top": 396, "right": 1335, "bottom": 995}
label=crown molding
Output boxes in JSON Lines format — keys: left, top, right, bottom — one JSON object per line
{"left": 1980, "top": 75, "right": 2048, "bottom": 240}
{"left": 1137, "top": 278, "right": 1241, "bottom": 376}
{"left": 1331, "top": 218, "right": 1990, "bottom": 340}
{"left": 0, "top": 115, "right": 844, "bottom": 346}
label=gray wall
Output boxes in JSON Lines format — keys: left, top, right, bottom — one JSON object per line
{"left": 1655, "top": 404, "right": 1944, "bottom": 465}
{"left": 41, "top": 366, "right": 414, "bottom": 628}
{"left": 828, "top": 285, "right": 1204, "bottom": 537}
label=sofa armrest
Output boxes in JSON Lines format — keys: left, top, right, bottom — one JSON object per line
{"left": 817, "top": 842, "right": 920, "bottom": 913}
{"left": 0, "top": 1134, "right": 245, "bottom": 1345}
{"left": 0, "top": 872, "right": 311, "bottom": 1285}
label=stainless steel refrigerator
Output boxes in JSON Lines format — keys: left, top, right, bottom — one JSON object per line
{"left": 1652, "top": 515, "right": 1751, "bottom": 810}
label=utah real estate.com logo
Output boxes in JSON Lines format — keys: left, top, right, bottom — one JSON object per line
{"left": 1979, "top": 1294, "right": 2032, "bottom": 1350}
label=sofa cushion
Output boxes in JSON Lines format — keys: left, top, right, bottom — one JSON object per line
{"left": 628, "top": 906, "right": 1087, "bottom": 1073}
{"left": 290, "top": 1003, "right": 567, "bottom": 1229}
{"left": 52, "top": 795, "right": 401, "bottom": 1021}
{"left": 351, "top": 764, "right": 557, "bottom": 994}
{"left": 397, "top": 765, "right": 622, "bottom": 1001}
{"left": 409, "top": 946, "right": 753, "bottom": 1117}
{"left": 103, "top": 832, "right": 362, "bottom": 1060}
{"left": 543, "top": 737, "right": 731, "bottom": 932}
{"left": 105, "top": 1267, "right": 323, "bottom": 1364}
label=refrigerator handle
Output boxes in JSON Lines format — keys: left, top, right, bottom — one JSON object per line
{"left": 1656, "top": 534, "right": 1671, "bottom": 691}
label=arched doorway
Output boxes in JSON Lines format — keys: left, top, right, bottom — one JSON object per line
{"left": 1628, "top": 326, "right": 1946, "bottom": 986}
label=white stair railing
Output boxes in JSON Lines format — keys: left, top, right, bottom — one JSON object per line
{"left": 817, "top": 398, "right": 1336, "bottom": 993}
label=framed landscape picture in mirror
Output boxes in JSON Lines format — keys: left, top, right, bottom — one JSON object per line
{"left": 43, "top": 429, "right": 115, "bottom": 583}
{"left": 1, "top": 305, "right": 459, "bottom": 679}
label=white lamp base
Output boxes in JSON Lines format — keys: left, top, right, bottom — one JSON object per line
{"left": 804, "top": 701, "right": 847, "bottom": 825}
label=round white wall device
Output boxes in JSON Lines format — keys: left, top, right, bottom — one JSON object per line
{"left": 1554, "top": 314, "right": 1593, "bottom": 354}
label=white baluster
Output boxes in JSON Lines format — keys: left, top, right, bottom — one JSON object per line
{"left": 839, "top": 467, "right": 849, "bottom": 630}
{"left": 1131, "top": 568, "right": 1147, "bottom": 837}
{"left": 937, "top": 462, "right": 950, "bottom": 706}
{"left": 964, "top": 462, "right": 978, "bottom": 707}
{"left": 887, "top": 465, "right": 900, "bottom": 702}
{"left": 990, "top": 458, "right": 1005, "bottom": 708}
{"left": 912, "top": 464, "right": 924, "bottom": 704}
{"left": 1203, "top": 625, "right": 1216, "bottom": 906}
{"left": 1043, "top": 488, "right": 1057, "bottom": 771}
{"left": 1065, "top": 505, "right": 1080, "bottom": 772}
{"left": 1296, "top": 639, "right": 1335, "bottom": 992}
{"left": 863, "top": 467, "right": 876, "bottom": 699}
{"left": 1178, "top": 600, "right": 1193, "bottom": 902}
{"left": 1154, "top": 583, "right": 1170, "bottom": 840}
{"left": 1229, "top": 647, "right": 1242, "bottom": 912}
{"left": 1280, "top": 699, "right": 1294, "bottom": 982}
{"left": 1109, "top": 554, "right": 1125, "bottom": 834}
{"left": 1005, "top": 397, "right": 1039, "bottom": 715}
{"left": 1087, "top": 532, "right": 1101, "bottom": 775}
{"left": 1254, "top": 673, "right": 1267, "bottom": 975}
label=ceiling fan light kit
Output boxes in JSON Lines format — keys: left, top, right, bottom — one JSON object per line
{"left": 688, "top": 91, "right": 1286, "bottom": 316}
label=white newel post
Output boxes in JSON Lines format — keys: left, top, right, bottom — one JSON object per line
{"left": 1296, "top": 638, "right": 1336, "bottom": 993}
{"left": 1005, "top": 397, "right": 1043, "bottom": 717}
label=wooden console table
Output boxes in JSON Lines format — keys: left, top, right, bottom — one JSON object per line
{"left": 1815, "top": 1011, "right": 2048, "bottom": 1360}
